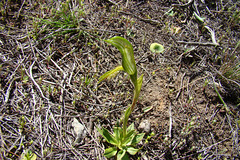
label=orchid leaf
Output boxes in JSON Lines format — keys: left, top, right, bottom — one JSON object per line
{"left": 127, "top": 123, "right": 135, "bottom": 132}
{"left": 105, "top": 36, "right": 137, "bottom": 76}
{"left": 123, "top": 130, "right": 135, "bottom": 146}
{"left": 122, "top": 106, "right": 132, "bottom": 138}
{"left": 104, "top": 147, "right": 118, "bottom": 158}
{"left": 98, "top": 65, "right": 124, "bottom": 83}
{"left": 131, "top": 133, "right": 145, "bottom": 146}
{"left": 113, "top": 127, "right": 123, "bottom": 147}
{"left": 97, "top": 127, "right": 117, "bottom": 146}
{"left": 137, "top": 74, "right": 143, "bottom": 93}
{"left": 124, "top": 106, "right": 132, "bottom": 123}
{"left": 126, "top": 146, "right": 139, "bottom": 155}
{"left": 117, "top": 149, "right": 129, "bottom": 160}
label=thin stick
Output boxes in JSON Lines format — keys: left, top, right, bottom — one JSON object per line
{"left": 17, "top": 0, "right": 25, "bottom": 18}
{"left": 4, "top": 80, "right": 13, "bottom": 104}
{"left": 177, "top": 41, "right": 219, "bottom": 46}
{"left": 26, "top": 61, "right": 48, "bottom": 100}
{"left": 175, "top": 72, "right": 186, "bottom": 100}
{"left": 169, "top": 105, "right": 172, "bottom": 139}
{"left": 172, "top": 0, "right": 193, "bottom": 7}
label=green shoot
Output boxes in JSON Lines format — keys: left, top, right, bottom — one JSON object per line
{"left": 193, "top": 12, "right": 206, "bottom": 23}
{"left": 21, "top": 150, "right": 37, "bottom": 160}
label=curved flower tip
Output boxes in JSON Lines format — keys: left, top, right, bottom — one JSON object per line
{"left": 105, "top": 36, "right": 137, "bottom": 75}
{"left": 150, "top": 43, "right": 164, "bottom": 53}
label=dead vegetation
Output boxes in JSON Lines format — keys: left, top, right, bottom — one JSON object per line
{"left": 0, "top": 0, "right": 239, "bottom": 159}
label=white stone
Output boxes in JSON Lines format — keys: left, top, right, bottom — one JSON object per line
{"left": 72, "top": 118, "right": 87, "bottom": 143}
{"left": 138, "top": 120, "right": 151, "bottom": 133}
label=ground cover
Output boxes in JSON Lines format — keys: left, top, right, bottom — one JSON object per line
{"left": 0, "top": 0, "right": 239, "bottom": 159}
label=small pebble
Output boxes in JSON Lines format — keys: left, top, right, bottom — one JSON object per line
{"left": 72, "top": 118, "right": 87, "bottom": 144}
{"left": 138, "top": 120, "right": 151, "bottom": 133}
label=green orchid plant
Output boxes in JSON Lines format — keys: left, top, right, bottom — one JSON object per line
{"left": 98, "top": 36, "right": 144, "bottom": 159}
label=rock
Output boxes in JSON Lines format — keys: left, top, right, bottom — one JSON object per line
{"left": 72, "top": 118, "right": 87, "bottom": 144}
{"left": 138, "top": 120, "right": 151, "bottom": 133}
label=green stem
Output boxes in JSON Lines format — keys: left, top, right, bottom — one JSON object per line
{"left": 122, "top": 107, "right": 131, "bottom": 138}
{"left": 122, "top": 90, "right": 138, "bottom": 138}
{"left": 213, "top": 80, "right": 233, "bottom": 115}
{"left": 123, "top": 74, "right": 142, "bottom": 138}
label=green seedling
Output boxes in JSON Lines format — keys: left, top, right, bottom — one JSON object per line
{"left": 145, "top": 132, "right": 155, "bottom": 144}
{"left": 165, "top": 8, "right": 175, "bottom": 16}
{"left": 19, "top": 116, "right": 26, "bottom": 132}
{"left": 203, "top": 79, "right": 209, "bottom": 89}
{"left": 98, "top": 36, "right": 144, "bottom": 159}
{"left": 21, "top": 150, "right": 37, "bottom": 160}
{"left": 181, "top": 116, "right": 198, "bottom": 136}
{"left": 187, "top": 96, "right": 194, "bottom": 104}
{"left": 150, "top": 43, "right": 164, "bottom": 54}
{"left": 22, "top": 76, "right": 29, "bottom": 84}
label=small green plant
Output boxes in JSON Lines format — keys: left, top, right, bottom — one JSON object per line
{"left": 98, "top": 36, "right": 144, "bottom": 159}
{"left": 180, "top": 116, "right": 198, "bottom": 136}
{"left": 150, "top": 43, "right": 164, "bottom": 54}
{"left": 21, "top": 150, "right": 37, "bottom": 160}
{"left": 19, "top": 116, "right": 27, "bottom": 133}
{"left": 220, "top": 60, "right": 240, "bottom": 83}
{"left": 31, "top": 0, "right": 86, "bottom": 40}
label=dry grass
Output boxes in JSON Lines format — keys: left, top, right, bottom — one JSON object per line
{"left": 0, "top": 0, "right": 239, "bottom": 159}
